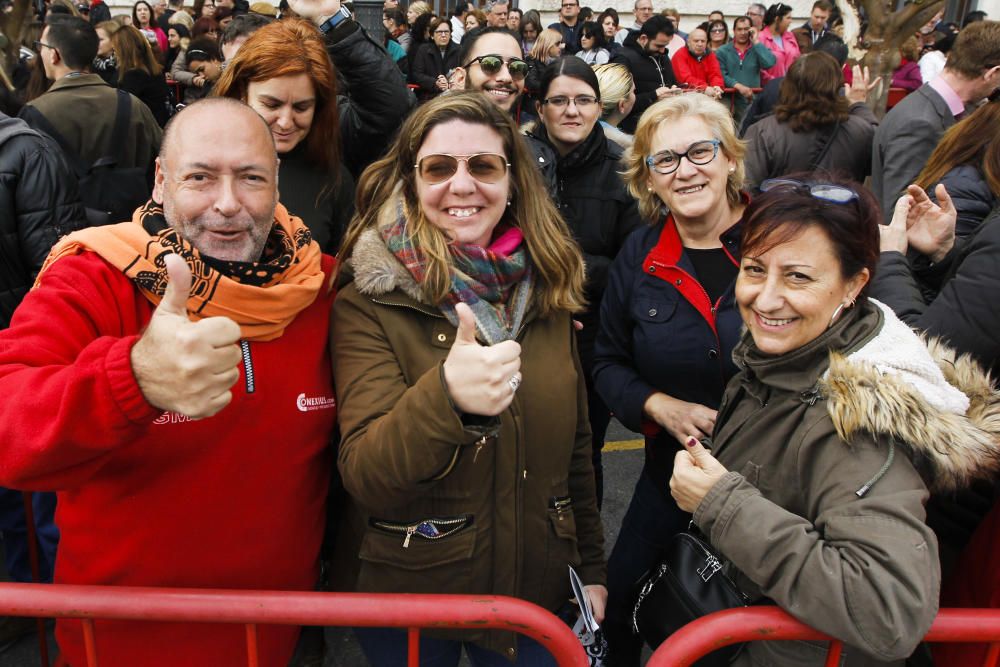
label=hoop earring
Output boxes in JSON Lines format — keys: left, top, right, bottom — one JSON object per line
{"left": 828, "top": 298, "right": 856, "bottom": 328}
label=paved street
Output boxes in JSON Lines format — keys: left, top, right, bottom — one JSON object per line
{"left": 1, "top": 422, "right": 647, "bottom": 666}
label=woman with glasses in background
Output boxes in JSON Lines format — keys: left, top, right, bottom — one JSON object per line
{"left": 331, "top": 91, "right": 607, "bottom": 666}
{"left": 707, "top": 18, "right": 729, "bottom": 51}
{"left": 410, "top": 17, "right": 460, "bottom": 100}
{"left": 574, "top": 20, "right": 610, "bottom": 64}
{"left": 668, "top": 175, "right": 990, "bottom": 666}
{"left": 527, "top": 56, "right": 640, "bottom": 510}
{"left": 593, "top": 93, "right": 748, "bottom": 665}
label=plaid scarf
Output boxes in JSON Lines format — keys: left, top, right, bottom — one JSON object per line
{"left": 380, "top": 212, "right": 533, "bottom": 345}
{"left": 37, "top": 200, "right": 325, "bottom": 342}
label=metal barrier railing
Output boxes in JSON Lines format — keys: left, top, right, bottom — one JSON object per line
{"left": 646, "top": 606, "right": 1000, "bottom": 667}
{"left": 0, "top": 583, "right": 589, "bottom": 667}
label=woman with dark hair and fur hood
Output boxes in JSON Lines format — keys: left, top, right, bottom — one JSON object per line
{"left": 330, "top": 91, "right": 606, "bottom": 666}
{"left": 669, "top": 176, "right": 1000, "bottom": 666}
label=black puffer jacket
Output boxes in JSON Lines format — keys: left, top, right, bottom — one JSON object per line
{"left": 610, "top": 34, "right": 676, "bottom": 134}
{"left": 527, "top": 123, "right": 641, "bottom": 370}
{"left": 327, "top": 18, "right": 416, "bottom": 179}
{"left": 871, "top": 207, "right": 1000, "bottom": 377}
{"left": 934, "top": 164, "right": 998, "bottom": 239}
{"left": 0, "top": 114, "right": 86, "bottom": 328}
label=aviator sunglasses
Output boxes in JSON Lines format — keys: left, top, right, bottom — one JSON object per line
{"left": 462, "top": 54, "right": 529, "bottom": 80}
{"left": 759, "top": 178, "right": 858, "bottom": 204}
{"left": 415, "top": 153, "right": 511, "bottom": 184}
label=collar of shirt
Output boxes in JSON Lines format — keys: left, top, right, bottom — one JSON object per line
{"left": 928, "top": 74, "right": 966, "bottom": 117}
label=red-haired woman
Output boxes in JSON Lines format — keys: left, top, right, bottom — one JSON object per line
{"left": 214, "top": 16, "right": 411, "bottom": 253}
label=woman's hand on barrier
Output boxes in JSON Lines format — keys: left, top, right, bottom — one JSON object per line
{"left": 287, "top": 0, "right": 341, "bottom": 23}
{"left": 669, "top": 437, "right": 729, "bottom": 513}
{"left": 443, "top": 303, "right": 521, "bottom": 417}
{"left": 904, "top": 183, "right": 956, "bottom": 263}
{"left": 643, "top": 392, "right": 717, "bottom": 444}
{"left": 583, "top": 584, "right": 608, "bottom": 624}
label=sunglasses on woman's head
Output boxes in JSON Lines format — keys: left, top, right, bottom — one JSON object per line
{"left": 414, "top": 153, "right": 510, "bottom": 184}
{"left": 462, "top": 54, "right": 529, "bottom": 80}
{"left": 759, "top": 178, "right": 858, "bottom": 204}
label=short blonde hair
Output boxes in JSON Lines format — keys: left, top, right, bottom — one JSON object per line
{"left": 529, "top": 28, "right": 563, "bottom": 61}
{"left": 408, "top": 1, "right": 431, "bottom": 17}
{"left": 624, "top": 93, "right": 746, "bottom": 223}
{"left": 593, "top": 63, "right": 632, "bottom": 119}
{"left": 168, "top": 10, "right": 194, "bottom": 28}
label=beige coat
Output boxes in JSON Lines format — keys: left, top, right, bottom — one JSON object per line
{"left": 696, "top": 300, "right": 1000, "bottom": 666}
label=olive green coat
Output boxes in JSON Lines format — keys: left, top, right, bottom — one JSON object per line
{"left": 697, "top": 300, "right": 1000, "bottom": 666}
{"left": 330, "top": 223, "right": 606, "bottom": 658}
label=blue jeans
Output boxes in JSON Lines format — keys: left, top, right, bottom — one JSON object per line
{"left": 0, "top": 488, "right": 58, "bottom": 583}
{"left": 603, "top": 469, "right": 689, "bottom": 666}
{"left": 355, "top": 627, "right": 561, "bottom": 667}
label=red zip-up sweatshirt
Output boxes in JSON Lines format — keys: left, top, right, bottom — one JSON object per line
{"left": 0, "top": 251, "right": 336, "bottom": 667}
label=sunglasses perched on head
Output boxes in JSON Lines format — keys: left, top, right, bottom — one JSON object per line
{"left": 462, "top": 54, "right": 529, "bottom": 80}
{"left": 759, "top": 178, "right": 858, "bottom": 204}
{"left": 414, "top": 153, "right": 510, "bottom": 184}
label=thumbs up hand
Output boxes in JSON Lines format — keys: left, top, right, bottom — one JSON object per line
{"left": 669, "top": 436, "right": 729, "bottom": 513}
{"left": 130, "top": 254, "right": 243, "bottom": 419}
{"left": 442, "top": 302, "right": 522, "bottom": 416}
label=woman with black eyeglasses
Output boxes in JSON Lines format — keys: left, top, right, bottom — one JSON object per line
{"left": 666, "top": 175, "right": 987, "bottom": 666}
{"left": 526, "top": 56, "right": 640, "bottom": 512}
{"left": 331, "top": 91, "right": 607, "bottom": 666}
{"left": 574, "top": 20, "right": 610, "bottom": 64}
{"left": 410, "top": 17, "right": 461, "bottom": 100}
{"left": 593, "top": 93, "right": 748, "bottom": 665}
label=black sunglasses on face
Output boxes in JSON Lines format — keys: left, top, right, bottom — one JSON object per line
{"left": 462, "top": 54, "right": 529, "bottom": 80}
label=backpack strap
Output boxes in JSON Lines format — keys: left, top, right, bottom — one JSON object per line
{"left": 92, "top": 89, "right": 134, "bottom": 169}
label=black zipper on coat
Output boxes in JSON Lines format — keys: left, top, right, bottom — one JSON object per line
{"left": 240, "top": 340, "right": 255, "bottom": 394}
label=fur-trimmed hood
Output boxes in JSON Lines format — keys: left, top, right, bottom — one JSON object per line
{"left": 821, "top": 300, "right": 1000, "bottom": 493}
{"left": 345, "top": 192, "right": 426, "bottom": 304}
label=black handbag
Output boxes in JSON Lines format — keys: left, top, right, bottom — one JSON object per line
{"left": 632, "top": 531, "right": 749, "bottom": 667}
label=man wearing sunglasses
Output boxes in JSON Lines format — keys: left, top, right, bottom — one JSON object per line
{"left": 449, "top": 27, "right": 558, "bottom": 194}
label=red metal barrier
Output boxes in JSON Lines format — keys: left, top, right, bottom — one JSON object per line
{"left": 647, "top": 606, "right": 1000, "bottom": 667}
{"left": 0, "top": 583, "right": 588, "bottom": 667}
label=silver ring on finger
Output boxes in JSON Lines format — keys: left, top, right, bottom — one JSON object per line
{"left": 508, "top": 372, "right": 522, "bottom": 393}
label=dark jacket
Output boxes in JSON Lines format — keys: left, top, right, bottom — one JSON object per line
{"left": 119, "top": 69, "right": 172, "bottom": 128}
{"left": 0, "top": 114, "right": 86, "bottom": 328}
{"left": 277, "top": 145, "right": 355, "bottom": 255}
{"left": 331, "top": 198, "right": 606, "bottom": 657}
{"left": 934, "top": 164, "right": 998, "bottom": 238}
{"left": 326, "top": 18, "right": 415, "bottom": 179}
{"left": 872, "top": 83, "right": 957, "bottom": 222}
{"left": 611, "top": 34, "right": 677, "bottom": 133}
{"left": 408, "top": 41, "right": 461, "bottom": 98}
{"left": 870, "top": 207, "right": 1000, "bottom": 377}
{"left": 743, "top": 102, "right": 878, "bottom": 190}
{"left": 548, "top": 20, "right": 583, "bottom": 54}
{"left": 527, "top": 122, "right": 641, "bottom": 371}
{"left": 88, "top": 0, "right": 111, "bottom": 24}
{"left": 700, "top": 300, "right": 992, "bottom": 665}
{"left": 593, "top": 218, "right": 743, "bottom": 491}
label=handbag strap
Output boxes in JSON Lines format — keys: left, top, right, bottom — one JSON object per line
{"left": 808, "top": 119, "right": 841, "bottom": 172}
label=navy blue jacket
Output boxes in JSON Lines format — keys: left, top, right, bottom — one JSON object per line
{"left": 593, "top": 216, "right": 743, "bottom": 490}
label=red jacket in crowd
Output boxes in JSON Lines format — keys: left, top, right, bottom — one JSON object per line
{"left": 671, "top": 47, "right": 725, "bottom": 90}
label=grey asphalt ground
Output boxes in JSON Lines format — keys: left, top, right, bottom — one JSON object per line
{"left": 1, "top": 421, "right": 646, "bottom": 666}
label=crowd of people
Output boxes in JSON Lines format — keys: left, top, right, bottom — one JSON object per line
{"left": 1, "top": 0, "right": 1000, "bottom": 665}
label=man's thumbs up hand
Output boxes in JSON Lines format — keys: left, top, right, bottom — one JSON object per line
{"left": 131, "top": 254, "right": 243, "bottom": 419}
{"left": 669, "top": 436, "right": 730, "bottom": 513}
{"left": 442, "top": 302, "right": 522, "bottom": 417}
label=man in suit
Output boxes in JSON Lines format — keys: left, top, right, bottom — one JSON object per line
{"left": 872, "top": 20, "right": 1000, "bottom": 221}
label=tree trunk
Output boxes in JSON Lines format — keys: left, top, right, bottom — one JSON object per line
{"left": 1, "top": 0, "right": 35, "bottom": 89}
{"left": 838, "top": 0, "right": 945, "bottom": 118}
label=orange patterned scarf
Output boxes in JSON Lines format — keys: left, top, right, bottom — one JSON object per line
{"left": 37, "top": 200, "right": 325, "bottom": 341}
